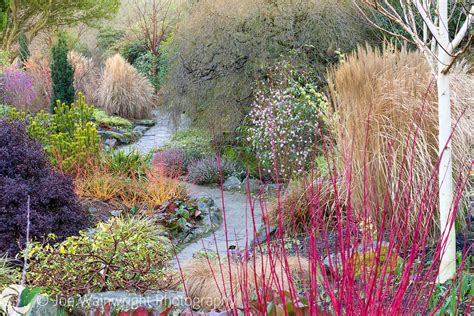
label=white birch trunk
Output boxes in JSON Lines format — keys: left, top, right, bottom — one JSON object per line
{"left": 436, "top": 0, "right": 456, "bottom": 284}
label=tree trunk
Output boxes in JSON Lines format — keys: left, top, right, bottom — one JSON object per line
{"left": 436, "top": 0, "right": 456, "bottom": 284}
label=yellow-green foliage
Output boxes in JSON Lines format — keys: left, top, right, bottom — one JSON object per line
{"left": 351, "top": 244, "right": 401, "bottom": 279}
{"left": 93, "top": 109, "right": 133, "bottom": 129}
{"left": 2, "top": 94, "right": 101, "bottom": 171}
{"left": 27, "top": 217, "right": 175, "bottom": 296}
{"left": 0, "top": 104, "right": 27, "bottom": 121}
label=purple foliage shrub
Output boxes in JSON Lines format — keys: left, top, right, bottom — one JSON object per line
{"left": 187, "top": 156, "right": 240, "bottom": 185}
{"left": 0, "top": 67, "right": 36, "bottom": 109}
{"left": 0, "top": 120, "right": 88, "bottom": 256}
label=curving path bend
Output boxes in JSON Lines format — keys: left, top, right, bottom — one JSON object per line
{"left": 119, "top": 110, "right": 263, "bottom": 263}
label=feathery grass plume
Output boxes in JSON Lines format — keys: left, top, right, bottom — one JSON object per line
{"left": 68, "top": 51, "right": 100, "bottom": 106}
{"left": 99, "top": 54, "right": 155, "bottom": 119}
{"left": 327, "top": 45, "right": 473, "bottom": 236}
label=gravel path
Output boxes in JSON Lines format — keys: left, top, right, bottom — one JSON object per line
{"left": 120, "top": 109, "right": 178, "bottom": 154}
{"left": 175, "top": 184, "right": 263, "bottom": 264}
{"left": 120, "top": 110, "right": 263, "bottom": 263}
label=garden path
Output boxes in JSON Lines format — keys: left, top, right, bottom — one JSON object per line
{"left": 176, "top": 184, "right": 263, "bottom": 265}
{"left": 120, "top": 109, "right": 264, "bottom": 264}
{"left": 120, "top": 109, "right": 176, "bottom": 154}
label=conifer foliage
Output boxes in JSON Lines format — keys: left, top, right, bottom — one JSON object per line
{"left": 18, "top": 32, "right": 30, "bottom": 66}
{"left": 50, "top": 33, "right": 74, "bottom": 113}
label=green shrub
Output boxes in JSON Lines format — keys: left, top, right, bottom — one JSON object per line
{"left": 30, "top": 94, "right": 100, "bottom": 170}
{"left": 27, "top": 216, "right": 174, "bottom": 296}
{"left": 96, "top": 26, "right": 125, "bottom": 56}
{"left": 2, "top": 94, "right": 100, "bottom": 171}
{"left": 133, "top": 51, "right": 168, "bottom": 92}
{"left": 102, "top": 149, "right": 153, "bottom": 178}
{"left": 50, "top": 33, "right": 75, "bottom": 113}
{"left": 0, "top": 104, "right": 27, "bottom": 121}
{"left": 93, "top": 109, "right": 133, "bottom": 129}
{"left": 163, "top": 128, "right": 213, "bottom": 159}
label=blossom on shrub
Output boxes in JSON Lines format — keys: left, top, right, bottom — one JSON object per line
{"left": 246, "top": 64, "right": 328, "bottom": 180}
{"left": 0, "top": 67, "right": 36, "bottom": 109}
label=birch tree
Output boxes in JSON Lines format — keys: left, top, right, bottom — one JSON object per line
{"left": 353, "top": 0, "right": 473, "bottom": 283}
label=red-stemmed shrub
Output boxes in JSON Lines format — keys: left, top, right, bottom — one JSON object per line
{"left": 178, "top": 116, "right": 472, "bottom": 315}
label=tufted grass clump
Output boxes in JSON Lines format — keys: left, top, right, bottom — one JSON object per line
{"left": 99, "top": 54, "right": 155, "bottom": 120}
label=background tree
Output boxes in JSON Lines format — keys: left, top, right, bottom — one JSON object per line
{"left": 0, "top": 0, "right": 9, "bottom": 32}
{"left": 18, "top": 31, "right": 29, "bottom": 65}
{"left": 165, "top": 0, "right": 375, "bottom": 133}
{"left": 353, "top": 0, "right": 473, "bottom": 283}
{"left": 50, "top": 34, "right": 74, "bottom": 113}
{"left": 130, "top": 0, "right": 175, "bottom": 93}
{"left": 0, "top": 0, "right": 120, "bottom": 51}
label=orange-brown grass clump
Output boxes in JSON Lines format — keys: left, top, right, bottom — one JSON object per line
{"left": 68, "top": 51, "right": 100, "bottom": 106}
{"left": 268, "top": 177, "right": 347, "bottom": 233}
{"left": 328, "top": 45, "right": 473, "bottom": 234}
{"left": 98, "top": 54, "right": 155, "bottom": 119}
{"left": 181, "top": 255, "right": 316, "bottom": 311}
{"left": 74, "top": 159, "right": 187, "bottom": 211}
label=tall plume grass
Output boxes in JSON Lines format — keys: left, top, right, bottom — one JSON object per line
{"left": 327, "top": 45, "right": 473, "bottom": 234}
{"left": 98, "top": 54, "right": 155, "bottom": 119}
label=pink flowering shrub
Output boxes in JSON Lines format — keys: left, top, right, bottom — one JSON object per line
{"left": 247, "top": 63, "right": 329, "bottom": 180}
{"left": 0, "top": 67, "right": 36, "bottom": 109}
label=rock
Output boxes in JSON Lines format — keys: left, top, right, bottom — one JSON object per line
{"left": 104, "top": 138, "right": 117, "bottom": 149}
{"left": 133, "top": 119, "right": 156, "bottom": 127}
{"left": 194, "top": 193, "right": 215, "bottom": 210}
{"left": 27, "top": 295, "right": 64, "bottom": 316}
{"left": 110, "top": 210, "right": 122, "bottom": 217}
{"left": 200, "top": 205, "right": 221, "bottom": 231}
{"left": 98, "top": 130, "right": 131, "bottom": 145}
{"left": 264, "top": 183, "right": 287, "bottom": 195}
{"left": 223, "top": 176, "right": 241, "bottom": 191}
{"left": 241, "top": 178, "right": 262, "bottom": 194}
{"left": 87, "top": 206, "right": 98, "bottom": 215}
{"left": 133, "top": 125, "right": 149, "bottom": 137}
